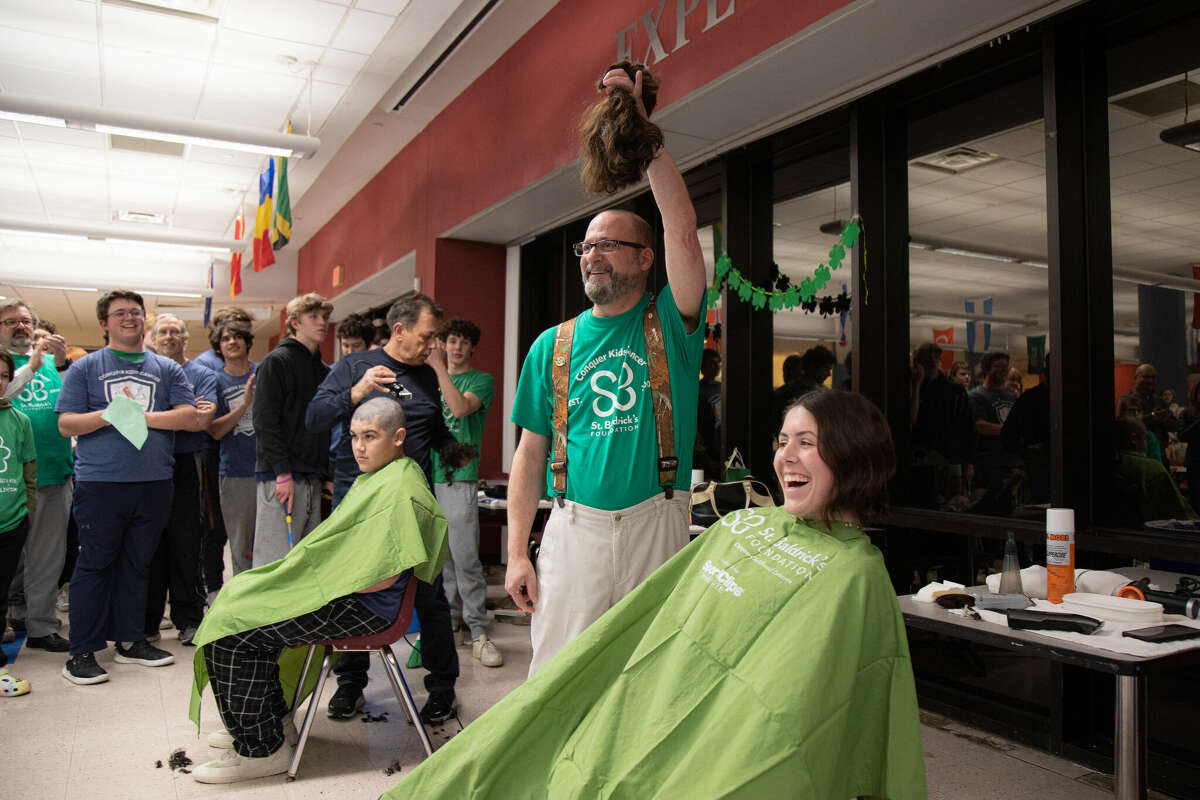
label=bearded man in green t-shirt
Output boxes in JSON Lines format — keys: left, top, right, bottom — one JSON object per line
{"left": 428, "top": 318, "right": 501, "bottom": 668}
{"left": 506, "top": 68, "right": 709, "bottom": 675}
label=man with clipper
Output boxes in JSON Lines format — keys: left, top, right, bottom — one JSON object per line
{"left": 505, "top": 65, "right": 708, "bottom": 675}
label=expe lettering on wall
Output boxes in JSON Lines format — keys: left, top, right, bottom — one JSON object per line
{"left": 616, "top": 0, "right": 735, "bottom": 65}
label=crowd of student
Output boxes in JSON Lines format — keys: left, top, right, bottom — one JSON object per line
{"left": 0, "top": 290, "right": 498, "bottom": 715}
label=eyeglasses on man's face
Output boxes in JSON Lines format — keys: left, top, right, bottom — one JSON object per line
{"left": 107, "top": 308, "right": 145, "bottom": 321}
{"left": 572, "top": 239, "right": 647, "bottom": 257}
{"left": 0, "top": 317, "right": 34, "bottom": 328}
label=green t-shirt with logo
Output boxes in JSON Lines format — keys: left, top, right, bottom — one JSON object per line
{"left": 0, "top": 405, "right": 36, "bottom": 532}
{"left": 431, "top": 369, "right": 494, "bottom": 484}
{"left": 511, "top": 287, "right": 707, "bottom": 511}
{"left": 12, "top": 352, "right": 73, "bottom": 486}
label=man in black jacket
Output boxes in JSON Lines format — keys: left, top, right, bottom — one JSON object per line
{"left": 251, "top": 293, "right": 332, "bottom": 567}
{"left": 306, "top": 291, "right": 461, "bottom": 725}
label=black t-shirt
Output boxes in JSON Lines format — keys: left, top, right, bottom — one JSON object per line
{"left": 306, "top": 350, "right": 456, "bottom": 486}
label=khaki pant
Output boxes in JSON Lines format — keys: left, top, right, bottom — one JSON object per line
{"left": 529, "top": 492, "right": 689, "bottom": 676}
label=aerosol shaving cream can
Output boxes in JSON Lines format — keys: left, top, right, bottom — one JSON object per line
{"left": 1046, "top": 508, "right": 1075, "bottom": 604}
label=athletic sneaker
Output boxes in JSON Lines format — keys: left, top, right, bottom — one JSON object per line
{"left": 419, "top": 690, "right": 457, "bottom": 724}
{"left": 327, "top": 685, "right": 364, "bottom": 719}
{"left": 178, "top": 626, "right": 198, "bottom": 646}
{"left": 208, "top": 712, "right": 297, "bottom": 749}
{"left": 191, "top": 743, "right": 295, "bottom": 784}
{"left": 63, "top": 652, "right": 109, "bottom": 685}
{"left": 114, "top": 640, "right": 175, "bottom": 667}
{"left": 472, "top": 634, "right": 503, "bottom": 667}
{"left": 25, "top": 633, "right": 70, "bottom": 652}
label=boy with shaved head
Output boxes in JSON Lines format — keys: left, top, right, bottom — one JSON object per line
{"left": 187, "top": 397, "right": 449, "bottom": 784}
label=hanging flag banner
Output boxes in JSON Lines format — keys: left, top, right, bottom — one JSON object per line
{"left": 1192, "top": 264, "right": 1200, "bottom": 329}
{"left": 252, "top": 159, "right": 275, "bottom": 271}
{"left": 982, "top": 297, "right": 993, "bottom": 351}
{"left": 1027, "top": 335, "right": 1047, "bottom": 374}
{"left": 272, "top": 122, "right": 292, "bottom": 251}
{"left": 965, "top": 300, "right": 975, "bottom": 353}
{"left": 204, "top": 262, "right": 213, "bottom": 327}
{"left": 932, "top": 327, "right": 953, "bottom": 345}
{"left": 230, "top": 212, "right": 245, "bottom": 298}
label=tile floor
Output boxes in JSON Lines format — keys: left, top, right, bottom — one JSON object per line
{"left": 1, "top": 569, "right": 1174, "bottom": 799}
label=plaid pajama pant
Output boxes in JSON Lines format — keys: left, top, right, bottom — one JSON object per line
{"left": 203, "top": 595, "right": 390, "bottom": 757}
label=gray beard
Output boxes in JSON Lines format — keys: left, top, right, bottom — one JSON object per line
{"left": 583, "top": 270, "right": 640, "bottom": 306}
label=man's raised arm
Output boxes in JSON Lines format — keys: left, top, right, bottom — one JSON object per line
{"left": 603, "top": 69, "right": 706, "bottom": 331}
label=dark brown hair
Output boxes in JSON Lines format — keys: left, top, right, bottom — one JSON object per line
{"left": 0, "top": 349, "right": 13, "bottom": 380}
{"left": 96, "top": 289, "right": 145, "bottom": 321}
{"left": 209, "top": 320, "right": 254, "bottom": 356}
{"left": 336, "top": 314, "right": 375, "bottom": 345}
{"left": 439, "top": 318, "right": 481, "bottom": 347}
{"left": 579, "top": 62, "right": 663, "bottom": 195}
{"left": 786, "top": 389, "right": 896, "bottom": 523}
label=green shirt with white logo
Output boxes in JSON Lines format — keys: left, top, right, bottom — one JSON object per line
{"left": 0, "top": 405, "right": 36, "bottom": 532}
{"left": 431, "top": 369, "right": 494, "bottom": 484}
{"left": 510, "top": 287, "right": 707, "bottom": 510}
{"left": 12, "top": 352, "right": 72, "bottom": 486}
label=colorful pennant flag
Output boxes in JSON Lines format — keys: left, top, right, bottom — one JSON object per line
{"left": 204, "top": 262, "right": 213, "bottom": 327}
{"left": 252, "top": 159, "right": 275, "bottom": 271}
{"left": 932, "top": 327, "right": 954, "bottom": 345}
{"left": 230, "top": 212, "right": 244, "bottom": 298}
{"left": 272, "top": 122, "right": 292, "bottom": 251}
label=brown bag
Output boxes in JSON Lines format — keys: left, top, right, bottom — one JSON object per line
{"left": 689, "top": 477, "right": 775, "bottom": 529}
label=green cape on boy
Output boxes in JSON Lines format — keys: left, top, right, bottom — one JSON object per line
{"left": 188, "top": 457, "right": 448, "bottom": 727}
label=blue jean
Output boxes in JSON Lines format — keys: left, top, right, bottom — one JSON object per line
{"left": 69, "top": 480, "right": 172, "bottom": 655}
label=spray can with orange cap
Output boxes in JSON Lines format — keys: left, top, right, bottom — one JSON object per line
{"left": 1046, "top": 508, "right": 1075, "bottom": 604}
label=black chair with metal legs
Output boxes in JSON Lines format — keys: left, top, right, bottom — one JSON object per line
{"left": 286, "top": 578, "right": 433, "bottom": 780}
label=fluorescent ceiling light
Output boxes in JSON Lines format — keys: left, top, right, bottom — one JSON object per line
{"left": 95, "top": 124, "right": 293, "bottom": 158}
{"left": 0, "top": 110, "right": 66, "bottom": 128}
{"left": 1020, "top": 259, "right": 1048, "bottom": 269}
{"left": 0, "top": 93, "right": 319, "bottom": 159}
{"left": 0, "top": 217, "right": 240, "bottom": 252}
{"left": 910, "top": 307, "right": 1038, "bottom": 327}
{"left": 1160, "top": 119, "right": 1200, "bottom": 153}
{"left": 932, "top": 246, "right": 1019, "bottom": 263}
{"left": 143, "top": 290, "right": 203, "bottom": 298}
{"left": 3, "top": 282, "right": 99, "bottom": 292}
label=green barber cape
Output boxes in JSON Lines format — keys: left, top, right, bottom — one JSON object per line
{"left": 189, "top": 457, "right": 448, "bottom": 727}
{"left": 386, "top": 506, "right": 926, "bottom": 800}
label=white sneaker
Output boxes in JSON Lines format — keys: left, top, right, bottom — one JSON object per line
{"left": 191, "top": 743, "right": 294, "bottom": 784}
{"left": 472, "top": 634, "right": 503, "bottom": 667}
{"left": 208, "top": 712, "right": 297, "bottom": 750}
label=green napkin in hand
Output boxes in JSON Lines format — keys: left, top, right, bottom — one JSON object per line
{"left": 102, "top": 394, "right": 148, "bottom": 449}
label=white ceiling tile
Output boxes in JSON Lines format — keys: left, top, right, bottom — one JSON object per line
{"left": 221, "top": 0, "right": 346, "bottom": 47}
{"left": 330, "top": 8, "right": 393, "bottom": 54}
{"left": 21, "top": 141, "right": 107, "bottom": 171}
{"left": 107, "top": 149, "right": 185, "bottom": 181}
{"left": 196, "top": 64, "right": 305, "bottom": 129}
{"left": 971, "top": 125, "right": 1044, "bottom": 159}
{"left": 109, "top": 178, "right": 175, "bottom": 211}
{"left": 187, "top": 146, "right": 266, "bottom": 169}
{"left": 0, "top": 161, "right": 36, "bottom": 190}
{"left": 314, "top": 48, "right": 368, "bottom": 85}
{"left": 0, "top": 138, "right": 26, "bottom": 160}
{"left": 0, "top": 63, "right": 101, "bottom": 103}
{"left": 0, "top": 0, "right": 96, "bottom": 41}
{"left": 354, "top": 0, "right": 412, "bottom": 14}
{"left": 964, "top": 160, "right": 1044, "bottom": 187}
{"left": 1132, "top": 143, "right": 1197, "bottom": 167}
{"left": 182, "top": 161, "right": 259, "bottom": 189}
{"left": 104, "top": 83, "right": 199, "bottom": 118}
{"left": 1109, "top": 154, "right": 1153, "bottom": 179}
{"left": 0, "top": 121, "right": 15, "bottom": 137}
{"left": 102, "top": 46, "right": 207, "bottom": 93}
{"left": 99, "top": 5, "right": 217, "bottom": 62}
{"left": 0, "top": 25, "right": 99, "bottom": 73}
{"left": 211, "top": 29, "right": 325, "bottom": 75}
{"left": 1113, "top": 167, "right": 1196, "bottom": 194}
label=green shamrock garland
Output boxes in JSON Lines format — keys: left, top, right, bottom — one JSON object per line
{"left": 707, "top": 217, "right": 862, "bottom": 312}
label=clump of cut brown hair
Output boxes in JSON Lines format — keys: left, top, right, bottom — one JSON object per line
{"left": 579, "top": 62, "right": 663, "bottom": 195}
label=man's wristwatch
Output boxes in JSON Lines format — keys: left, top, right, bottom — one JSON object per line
{"left": 56, "top": 357, "right": 72, "bottom": 372}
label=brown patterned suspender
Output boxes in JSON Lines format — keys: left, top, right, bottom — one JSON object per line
{"left": 549, "top": 317, "right": 575, "bottom": 506}
{"left": 642, "top": 300, "right": 678, "bottom": 497}
{"left": 548, "top": 299, "right": 677, "bottom": 507}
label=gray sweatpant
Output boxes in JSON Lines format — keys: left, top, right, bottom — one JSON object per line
{"left": 218, "top": 476, "right": 256, "bottom": 575}
{"left": 434, "top": 481, "right": 489, "bottom": 640}
{"left": 252, "top": 477, "right": 321, "bottom": 568}
{"left": 8, "top": 482, "right": 73, "bottom": 637}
